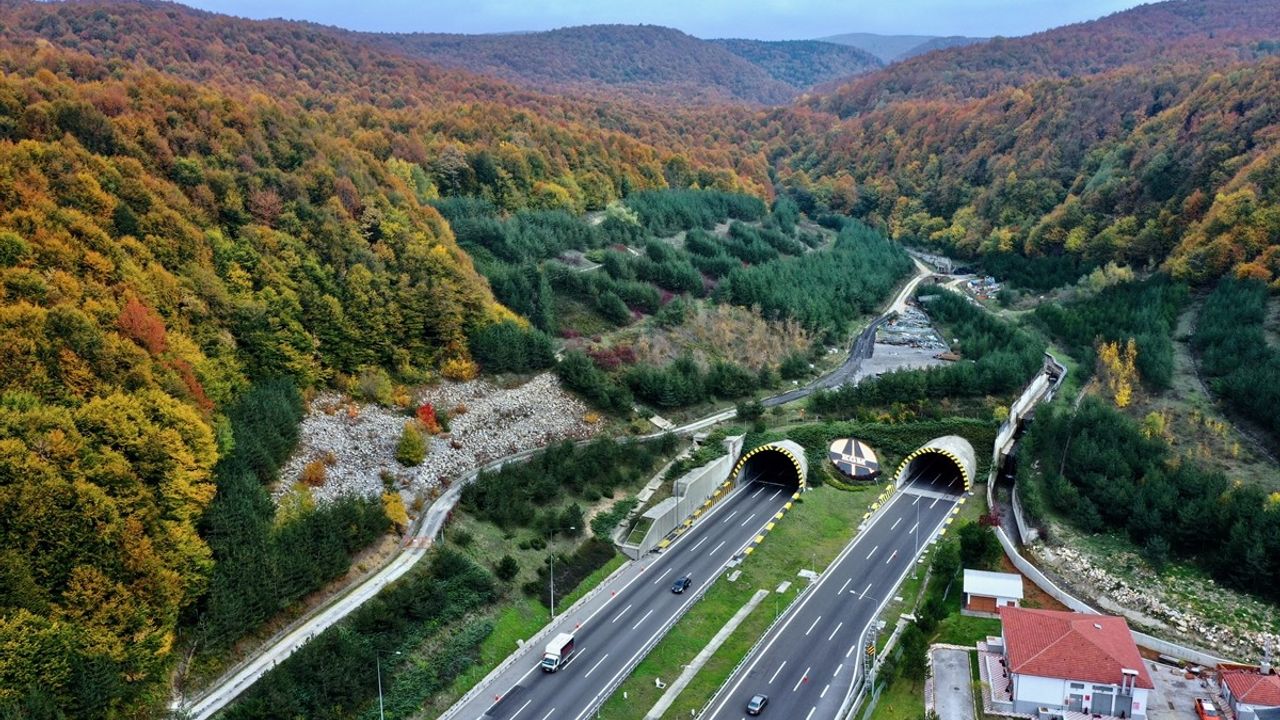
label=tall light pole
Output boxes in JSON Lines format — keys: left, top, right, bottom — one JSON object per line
{"left": 550, "top": 525, "right": 576, "bottom": 619}
{"left": 377, "top": 650, "right": 401, "bottom": 720}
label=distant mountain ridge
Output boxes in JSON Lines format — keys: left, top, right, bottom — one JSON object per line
{"left": 819, "top": 32, "right": 987, "bottom": 62}
{"left": 360, "top": 24, "right": 880, "bottom": 105}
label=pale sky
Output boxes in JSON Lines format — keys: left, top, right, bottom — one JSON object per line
{"left": 179, "top": 0, "right": 1148, "bottom": 39}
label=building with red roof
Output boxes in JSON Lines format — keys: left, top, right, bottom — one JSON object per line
{"left": 998, "top": 607, "right": 1153, "bottom": 719}
{"left": 1220, "top": 667, "right": 1280, "bottom": 720}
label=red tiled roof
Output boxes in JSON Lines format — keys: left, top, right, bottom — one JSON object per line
{"left": 999, "top": 607, "right": 1153, "bottom": 689}
{"left": 1223, "top": 670, "right": 1280, "bottom": 707}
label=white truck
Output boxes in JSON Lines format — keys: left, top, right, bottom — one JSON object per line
{"left": 541, "top": 632, "right": 576, "bottom": 672}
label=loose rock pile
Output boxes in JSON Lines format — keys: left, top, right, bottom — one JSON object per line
{"left": 277, "top": 373, "right": 597, "bottom": 505}
{"left": 1036, "top": 544, "right": 1279, "bottom": 660}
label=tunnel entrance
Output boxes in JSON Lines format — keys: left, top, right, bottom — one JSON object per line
{"left": 897, "top": 452, "right": 966, "bottom": 497}
{"left": 894, "top": 435, "right": 976, "bottom": 495}
{"left": 732, "top": 441, "right": 807, "bottom": 491}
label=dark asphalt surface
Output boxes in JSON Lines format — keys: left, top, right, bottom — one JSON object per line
{"left": 704, "top": 459, "right": 965, "bottom": 720}
{"left": 474, "top": 468, "right": 798, "bottom": 720}
{"left": 763, "top": 316, "right": 886, "bottom": 407}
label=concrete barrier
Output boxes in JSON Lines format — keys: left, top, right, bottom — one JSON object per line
{"left": 623, "top": 435, "right": 744, "bottom": 556}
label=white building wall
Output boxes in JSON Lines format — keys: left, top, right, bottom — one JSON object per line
{"left": 1012, "top": 673, "right": 1149, "bottom": 719}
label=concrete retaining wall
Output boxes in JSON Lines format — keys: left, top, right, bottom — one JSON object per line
{"left": 624, "top": 435, "right": 743, "bottom": 556}
{"left": 1010, "top": 486, "right": 1039, "bottom": 544}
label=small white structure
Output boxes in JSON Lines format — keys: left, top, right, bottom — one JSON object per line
{"left": 1000, "top": 607, "right": 1153, "bottom": 719}
{"left": 963, "top": 569, "right": 1024, "bottom": 617}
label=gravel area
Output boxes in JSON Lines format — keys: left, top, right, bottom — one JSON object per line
{"left": 276, "top": 373, "right": 597, "bottom": 505}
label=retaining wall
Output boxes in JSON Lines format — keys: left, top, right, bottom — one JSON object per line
{"left": 623, "top": 435, "right": 744, "bottom": 557}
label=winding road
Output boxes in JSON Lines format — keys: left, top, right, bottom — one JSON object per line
{"left": 175, "top": 257, "right": 934, "bottom": 720}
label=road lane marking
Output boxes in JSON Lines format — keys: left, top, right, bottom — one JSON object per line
{"left": 690, "top": 536, "right": 709, "bottom": 552}
{"left": 711, "top": 540, "right": 726, "bottom": 554}
{"left": 886, "top": 550, "right": 897, "bottom": 565}
{"left": 827, "top": 621, "right": 843, "bottom": 641}
{"left": 834, "top": 663, "right": 843, "bottom": 677}
{"left": 539, "top": 711, "right": 555, "bottom": 720}
{"left": 632, "top": 609, "right": 654, "bottom": 630}
{"left": 913, "top": 496, "right": 921, "bottom": 505}
{"left": 838, "top": 578, "right": 851, "bottom": 595}
{"left": 793, "top": 666, "right": 811, "bottom": 692}
{"left": 611, "top": 604, "right": 633, "bottom": 623}
{"left": 510, "top": 699, "right": 532, "bottom": 719}
{"left": 821, "top": 683, "right": 830, "bottom": 698}
{"left": 929, "top": 496, "right": 940, "bottom": 509}
{"left": 769, "top": 488, "right": 781, "bottom": 501}
{"left": 749, "top": 486, "right": 764, "bottom": 499}
{"left": 653, "top": 567, "right": 673, "bottom": 585}
{"left": 701, "top": 488, "right": 919, "bottom": 720}
{"left": 723, "top": 510, "right": 740, "bottom": 523}
{"left": 866, "top": 545, "right": 878, "bottom": 559}
{"left": 583, "top": 653, "right": 609, "bottom": 678}
{"left": 805, "top": 616, "right": 822, "bottom": 636}
{"left": 859, "top": 582, "right": 873, "bottom": 599}
{"left": 909, "top": 522, "right": 919, "bottom": 534}
{"left": 805, "top": 706, "right": 816, "bottom": 720}
{"left": 768, "top": 661, "right": 787, "bottom": 684}
{"left": 740, "top": 512, "right": 757, "bottom": 527}
{"left": 847, "top": 644, "right": 856, "bottom": 658}
{"left": 890, "top": 517, "right": 902, "bottom": 530}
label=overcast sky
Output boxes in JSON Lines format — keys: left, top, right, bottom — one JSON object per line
{"left": 180, "top": 0, "right": 1147, "bottom": 39}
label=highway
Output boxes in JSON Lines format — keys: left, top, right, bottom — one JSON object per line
{"left": 448, "top": 465, "right": 800, "bottom": 720}
{"left": 704, "top": 456, "right": 965, "bottom": 720}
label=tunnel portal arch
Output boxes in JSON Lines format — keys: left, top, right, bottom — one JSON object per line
{"left": 732, "top": 440, "right": 808, "bottom": 491}
{"left": 895, "top": 435, "right": 976, "bottom": 492}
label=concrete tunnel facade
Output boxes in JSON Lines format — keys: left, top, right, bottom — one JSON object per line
{"left": 894, "top": 435, "right": 976, "bottom": 492}
{"left": 731, "top": 440, "right": 809, "bottom": 490}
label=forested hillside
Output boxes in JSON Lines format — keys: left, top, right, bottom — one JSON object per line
{"left": 0, "top": 2, "right": 774, "bottom": 717}
{"left": 763, "top": 0, "right": 1280, "bottom": 285}
{"left": 709, "top": 39, "right": 881, "bottom": 89}
{"left": 360, "top": 24, "right": 804, "bottom": 104}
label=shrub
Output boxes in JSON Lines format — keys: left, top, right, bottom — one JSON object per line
{"left": 356, "top": 366, "right": 394, "bottom": 404}
{"left": 299, "top": 458, "right": 328, "bottom": 487}
{"left": 441, "top": 356, "right": 479, "bottom": 381}
{"left": 396, "top": 421, "right": 427, "bottom": 466}
{"left": 495, "top": 554, "right": 520, "bottom": 582}
{"left": 382, "top": 492, "right": 409, "bottom": 531}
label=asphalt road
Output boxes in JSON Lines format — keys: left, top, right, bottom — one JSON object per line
{"left": 704, "top": 458, "right": 964, "bottom": 720}
{"left": 450, "top": 468, "right": 799, "bottom": 720}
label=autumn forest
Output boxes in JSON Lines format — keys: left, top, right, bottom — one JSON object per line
{"left": 2, "top": 0, "right": 1280, "bottom": 717}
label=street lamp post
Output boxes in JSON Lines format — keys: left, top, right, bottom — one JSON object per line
{"left": 377, "top": 650, "right": 401, "bottom": 720}
{"left": 549, "top": 525, "right": 576, "bottom": 619}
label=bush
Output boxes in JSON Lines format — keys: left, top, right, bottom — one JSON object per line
{"left": 396, "top": 421, "right": 428, "bottom": 466}
{"left": 590, "top": 498, "right": 640, "bottom": 538}
{"left": 495, "top": 554, "right": 520, "bottom": 582}
{"left": 356, "top": 366, "right": 394, "bottom": 404}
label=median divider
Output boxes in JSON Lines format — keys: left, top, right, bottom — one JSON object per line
{"left": 740, "top": 490, "right": 800, "bottom": 557}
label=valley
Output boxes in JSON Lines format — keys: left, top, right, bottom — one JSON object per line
{"left": 0, "top": 1, "right": 1279, "bottom": 720}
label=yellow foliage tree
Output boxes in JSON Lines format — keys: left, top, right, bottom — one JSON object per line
{"left": 1097, "top": 338, "right": 1139, "bottom": 408}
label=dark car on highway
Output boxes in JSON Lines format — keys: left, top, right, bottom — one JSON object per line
{"left": 746, "top": 694, "right": 768, "bottom": 715}
{"left": 671, "top": 575, "right": 692, "bottom": 594}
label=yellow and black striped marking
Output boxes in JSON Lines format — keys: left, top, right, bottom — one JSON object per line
{"left": 894, "top": 446, "right": 971, "bottom": 492}
{"left": 730, "top": 443, "right": 807, "bottom": 491}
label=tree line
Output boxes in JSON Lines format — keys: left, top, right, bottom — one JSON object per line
{"left": 1034, "top": 277, "right": 1186, "bottom": 391}
{"left": 1193, "top": 277, "right": 1280, "bottom": 450}
{"left": 1019, "top": 397, "right": 1280, "bottom": 603}
{"left": 221, "top": 548, "right": 498, "bottom": 720}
